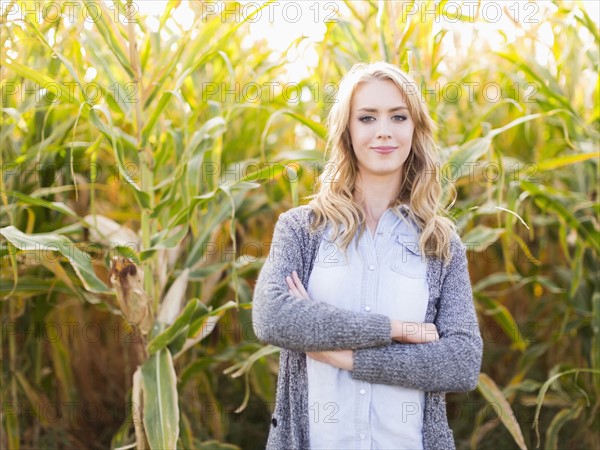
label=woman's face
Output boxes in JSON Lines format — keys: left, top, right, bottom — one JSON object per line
{"left": 348, "top": 78, "right": 415, "bottom": 183}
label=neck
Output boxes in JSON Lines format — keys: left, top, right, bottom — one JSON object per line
{"left": 354, "top": 172, "right": 402, "bottom": 222}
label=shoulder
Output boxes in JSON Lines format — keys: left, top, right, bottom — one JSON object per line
{"left": 425, "top": 224, "right": 465, "bottom": 259}
{"left": 441, "top": 228, "right": 468, "bottom": 273}
{"left": 279, "top": 204, "right": 314, "bottom": 223}
{"left": 278, "top": 205, "right": 320, "bottom": 233}
{"left": 449, "top": 229, "right": 466, "bottom": 254}
{"left": 276, "top": 205, "right": 326, "bottom": 247}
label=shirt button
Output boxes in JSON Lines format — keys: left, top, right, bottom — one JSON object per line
{"left": 368, "top": 264, "right": 375, "bottom": 271}
{"left": 360, "top": 433, "right": 366, "bottom": 440}
{"left": 364, "top": 305, "right": 371, "bottom": 312}
{"left": 359, "top": 389, "right": 366, "bottom": 395}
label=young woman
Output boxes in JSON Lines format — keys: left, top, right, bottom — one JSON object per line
{"left": 252, "top": 61, "right": 483, "bottom": 450}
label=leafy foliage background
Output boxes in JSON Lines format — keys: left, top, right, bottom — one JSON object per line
{"left": 1, "top": 1, "right": 598, "bottom": 449}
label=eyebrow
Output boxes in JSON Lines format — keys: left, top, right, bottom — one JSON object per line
{"left": 356, "top": 106, "right": 409, "bottom": 113}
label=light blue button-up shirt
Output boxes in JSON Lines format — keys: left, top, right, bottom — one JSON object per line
{"left": 306, "top": 205, "right": 429, "bottom": 450}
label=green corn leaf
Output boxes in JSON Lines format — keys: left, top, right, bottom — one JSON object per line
{"left": 141, "top": 69, "right": 192, "bottom": 147}
{"left": 147, "top": 298, "right": 203, "bottom": 354}
{"left": 533, "top": 369, "right": 600, "bottom": 448}
{"left": 487, "top": 110, "right": 565, "bottom": 139}
{"left": 141, "top": 349, "right": 180, "bottom": 450}
{"left": 477, "top": 294, "right": 528, "bottom": 351}
{"left": 442, "top": 137, "right": 491, "bottom": 187}
{"left": 84, "top": 0, "right": 134, "bottom": 78}
{"left": 477, "top": 373, "right": 527, "bottom": 450}
{"left": 4, "top": 60, "right": 74, "bottom": 105}
{"left": 4, "top": 191, "right": 78, "bottom": 218}
{"left": 462, "top": 225, "right": 505, "bottom": 252}
{"left": 536, "top": 151, "right": 600, "bottom": 172}
{"left": 473, "top": 273, "right": 563, "bottom": 295}
{"left": 187, "top": 300, "right": 237, "bottom": 340}
{"left": 521, "top": 182, "right": 600, "bottom": 255}
{"left": 88, "top": 105, "right": 151, "bottom": 210}
{"left": 3, "top": 399, "right": 19, "bottom": 450}
{"left": 14, "top": 372, "right": 51, "bottom": 427}
{"left": 0, "top": 226, "right": 110, "bottom": 293}
{"left": 544, "top": 403, "right": 584, "bottom": 450}
{"left": 140, "top": 226, "right": 189, "bottom": 262}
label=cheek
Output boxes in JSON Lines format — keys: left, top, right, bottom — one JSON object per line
{"left": 347, "top": 125, "right": 355, "bottom": 147}
{"left": 398, "top": 128, "right": 414, "bottom": 145}
{"left": 348, "top": 124, "right": 359, "bottom": 144}
{"left": 350, "top": 126, "right": 370, "bottom": 147}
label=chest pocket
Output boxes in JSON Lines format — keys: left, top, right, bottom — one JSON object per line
{"left": 389, "top": 235, "right": 427, "bottom": 279}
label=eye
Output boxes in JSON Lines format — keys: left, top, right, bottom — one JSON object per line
{"left": 359, "top": 115, "right": 375, "bottom": 122}
{"left": 392, "top": 115, "right": 408, "bottom": 121}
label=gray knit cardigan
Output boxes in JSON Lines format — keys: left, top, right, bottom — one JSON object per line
{"left": 252, "top": 205, "right": 483, "bottom": 450}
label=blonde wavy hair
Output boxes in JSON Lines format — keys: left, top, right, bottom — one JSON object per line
{"left": 306, "top": 61, "right": 456, "bottom": 262}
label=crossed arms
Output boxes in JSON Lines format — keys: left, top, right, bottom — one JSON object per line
{"left": 251, "top": 210, "right": 483, "bottom": 392}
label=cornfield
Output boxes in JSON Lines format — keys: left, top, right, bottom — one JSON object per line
{"left": 1, "top": 1, "right": 598, "bottom": 449}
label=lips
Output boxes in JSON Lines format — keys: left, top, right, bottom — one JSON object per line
{"left": 371, "top": 146, "right": 397, "bottom": 154}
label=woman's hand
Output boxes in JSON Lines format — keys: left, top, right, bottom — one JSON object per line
{"left": 306, "top": 349, "right": 354, "bottom": 371}
{"left": 286, "top": 270, "right": 354, "bottom": 371}
{"left": 286, "top": 270, "right": 310, "bottom": 300}
{"left": 391, "top": 320, "right": 439, "bottom": 343}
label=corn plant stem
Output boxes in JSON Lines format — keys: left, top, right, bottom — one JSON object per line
{"left": 90, "top": 148, "right": 96, "bottom": 220}
{"left": 141, "top": 161, "right": 155, "bottom": 307}
{"left": 127, "top": 5, "right": 155, "bottom": 308}
{"left": 8, "top": 299, "right": 18, "bottom": 437}
{"left": 0, "top": 305, "right": 3, "bottom": 403}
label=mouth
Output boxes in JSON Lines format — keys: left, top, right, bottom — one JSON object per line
{"left": 371, "top": 146, "right": 397, "bottom": 154}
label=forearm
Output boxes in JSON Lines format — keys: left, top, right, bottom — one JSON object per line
{"left": 253, "top": 264, "right": 433, "bottom": 350}
{"left": 351, "top": 235, "right": 483, "bottom": 392}
{"left": 351, "top": 329, "right": 483, "bottom": 392}
{"left": 253, "top": 281, "right": 392, "bottom": 351}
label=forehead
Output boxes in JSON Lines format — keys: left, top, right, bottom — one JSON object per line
{"left": 351, "top": 78, "right": 407, "bottom": 108}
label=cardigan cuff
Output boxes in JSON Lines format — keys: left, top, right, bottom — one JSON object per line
{"left": 348, "top": 313, "right": 392, "bottom": 348}
{"left": 351, "top": 345, "right": 388, "bottom": 382}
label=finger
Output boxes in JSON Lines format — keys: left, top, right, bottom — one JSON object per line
{"left": 425, "top": 324, "right": 439, "bottom": 342}
{"left": 285, "top": 275, "right": 294, "bottom": 289}
{"left": 290, "top": 271, "right": 302, "bottom": 290}
{"left": 286, "top": 276, "right": 302, "bottom": 298}
{"left": 291, "top": 270, "right": 304, "bottom": 288}
{"left": 292, "top": 271, "right": 310, "bottom": 299}
{"left": 287, "top": 274, "right": 304, "bottom": 298}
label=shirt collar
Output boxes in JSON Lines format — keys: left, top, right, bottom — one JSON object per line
{"left": 322, "top": 204, "right": 421, "bottom": 240}
{"left": 389, "top": 204, "right": 421, "bottom": 237}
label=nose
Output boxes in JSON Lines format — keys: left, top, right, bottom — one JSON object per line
{"left": 377, "top": 121, "right": 391, "bottom": 139}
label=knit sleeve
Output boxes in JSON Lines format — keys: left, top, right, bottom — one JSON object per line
{"left": 251, "top": 208, "right": 392, "bottom": 352}
{"left": 350, "top": 236, "right": 483, "bottom": 392}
